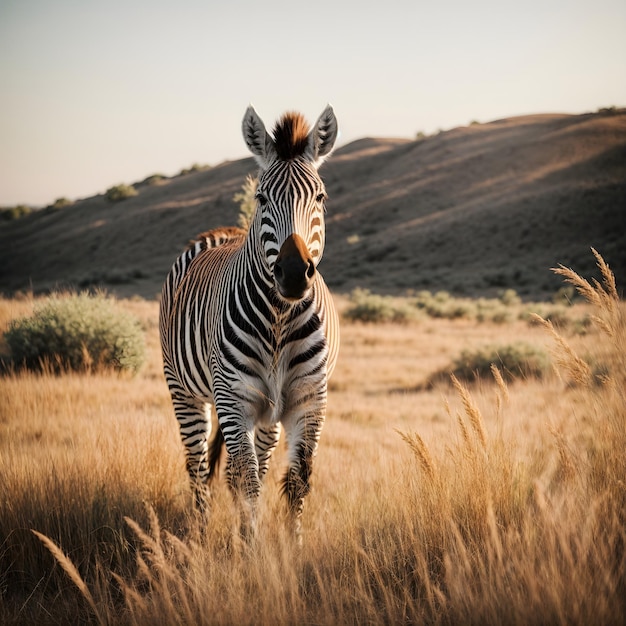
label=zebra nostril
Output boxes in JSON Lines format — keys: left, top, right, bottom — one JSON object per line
{"left": 274, "top": 235, "right": 316, "bottom": 299}
{"left": 306, "top": 261, "right": 315, "bottom": 280}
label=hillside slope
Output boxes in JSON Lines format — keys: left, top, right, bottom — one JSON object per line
{"left": 1, "top": 110, "right": 624, "bottom": 300}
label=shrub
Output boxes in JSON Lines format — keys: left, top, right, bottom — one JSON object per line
{"left": 344, "top": 288, "right": 414, "bottom": 323}
{"left": 521, "top": 305, "right": 573, "bottom": 329}
{"left": 414, "top": 290, "right": 474, "bottom": 319}
{"left": 1, "top": 204, "right": 31, "bottom": 220}
{"left": 499, "top": 289, "right": 521, "bottom": 306}
{"left": 449, "top": 342, "right": 550, "bottom": 383}
{"left": 105, "top": 184, "right": 138, "bottom": 202}
{"left": 142, "top": 174, "right": 167, "bottom": 186}
{"left": 49, "top": 197, "right": 73, "bottom": 211}
{"left": 179, "top": 163, "right": 209, "bottom": 176}
{"left": 4, "top": 293, "right": 145, "bottom": 374}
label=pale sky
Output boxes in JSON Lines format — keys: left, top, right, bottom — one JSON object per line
{"left": 1, "top": 0, "right": 625, "bottom": 206}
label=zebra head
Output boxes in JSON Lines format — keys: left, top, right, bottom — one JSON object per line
{"left": 242, "top": 105, "right": 338, "bottom": 301}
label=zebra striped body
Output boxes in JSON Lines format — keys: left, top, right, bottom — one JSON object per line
{"left": 160, "top": 106, "right": 339, "bottom": 539}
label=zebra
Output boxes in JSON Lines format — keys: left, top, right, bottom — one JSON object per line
{"left": 159, "top": 105, "right": 340, "bottom": 541}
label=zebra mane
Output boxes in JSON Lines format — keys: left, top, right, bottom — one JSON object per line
{"left": 187, "top": 226, "right": 246, "bottom": 253}
{"left": 271, "top": 112, "right": 311, "bottom": 161}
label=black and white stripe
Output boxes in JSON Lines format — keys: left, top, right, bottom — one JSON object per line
{"left": 159, "top": 106, "right": 339, "bottom": 540}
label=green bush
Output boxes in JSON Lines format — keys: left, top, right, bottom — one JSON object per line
{"left": 4, "top": 293, "right": 145, "bottom": 374}
{"left": 105, "top": 184, "right": 138, "bottom": 202}
{"left": 344, "top": 288, "right": 415, "bottom": 323}
{"left": 49, "top": 197, "right": 73, "bottom": 211}
{"left": 520, "top": 305, "right": 573, "bottom": 329}
{"left": 449, "top": 342, "right": 550, "bottom": 383}
{"left": 142, "top": 174, "right": 167, "bottom": 186}
{"left": 499, "top": 289, "right": 521, "bottom": 306}
{"left": 490, "top": 309, "right": 513, "bottom": 324}
{"left": 414, "top": 290, "right": 474, "bottom": 319}
{"left": 1, "top": 204, "right": 31, "bottom": 220}
{"left": 179, "top": 163, "right": 209, "bottom": 176}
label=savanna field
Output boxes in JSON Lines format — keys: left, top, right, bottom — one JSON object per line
{"left": 0, "top": 253, "right": 624, "bottom": 625}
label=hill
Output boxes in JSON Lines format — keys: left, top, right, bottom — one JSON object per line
{"left": 1, "top": 110, "right": 625, "bottom": 300}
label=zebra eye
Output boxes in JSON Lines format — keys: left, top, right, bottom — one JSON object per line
{"left": 256, "top": 192, "right": 268, "bottom": 207}
{"left": 316, "top": 193, "right": 326, "bottom": 203}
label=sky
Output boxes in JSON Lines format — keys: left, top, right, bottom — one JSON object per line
{"left": 1, "top": 0, "right": 625, "bottom": 206}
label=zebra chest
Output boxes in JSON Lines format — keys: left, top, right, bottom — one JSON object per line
{"left": 219, "top": 315, "right": 325, "bottom": 425}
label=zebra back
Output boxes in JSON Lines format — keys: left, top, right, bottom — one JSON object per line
{"left": 159, "top": 226, "right": 246, "bottom": 360}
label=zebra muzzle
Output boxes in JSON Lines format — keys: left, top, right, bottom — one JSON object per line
{"left": 274, "top": 234, "right": 316, "bottom": 300}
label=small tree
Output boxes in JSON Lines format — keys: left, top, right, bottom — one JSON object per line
{"left": 233, "top": 175, "right": 258, "bottom": 231}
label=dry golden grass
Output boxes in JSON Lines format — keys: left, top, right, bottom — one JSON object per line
{"left": 1, "top": 256, "right": 624, "bottom": 624}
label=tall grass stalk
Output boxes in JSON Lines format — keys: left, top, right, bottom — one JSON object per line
{"left": 0, "top": 252, "right": 624, "bottom": 624}
{"left": 31, "top": 530, "right": 105, "bottom": 626}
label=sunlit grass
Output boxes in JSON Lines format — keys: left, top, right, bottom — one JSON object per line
{"left": 1, "top": 254, "right": 624, "bottom": 624}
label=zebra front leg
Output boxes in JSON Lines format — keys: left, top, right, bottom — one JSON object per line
{"left": 222, "top": 424, "right": 262, "bottom": 543}
{"left": 282, "top": 410, "right": 325, "bottom": 545}
{"left": 255, "top": 424, "right": 281, "bottom": 481}
{"left": 170, "top": 392, "right": 213, "bottom": 514}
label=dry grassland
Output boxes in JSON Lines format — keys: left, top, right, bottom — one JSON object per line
{"left": 0, "top": 261, "right": 624, "bottom": 624}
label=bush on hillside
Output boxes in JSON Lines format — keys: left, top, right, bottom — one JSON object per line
{"left": 49, "top": 197, "right": 73, "bottom": 211}
{"left": 449, "top": 342, "right": 550, "bottom": 383}
{"left": 344, "top": 288, "right": 415, "bottom": 323}
{"left": 179, "top": 163, "right": 209, "bottom": 176}
{"left": 4, "top": 293, "right": 145, "bottom": 374}
{"left": 520, "top": 305, "right": 574, "bottom": 329}
{"left": 142, "top": 174, "right": 167, "bottom": 186}
{"left": 499, "top": 289, "right": 522, "bottom": 306}
{"left": 414, "top": 290, "right": 474, "bottom": 319}
{"left": 1, "top": 205, "right": 31, "bottom": 220}
{"left": 105, "top": 184, "right": 138, "bottom": 202}
{"left": 424, "top": 342, "right": 551, "bottom": 387}
{"left": 475, "top": 298, "right": 513, "bottom": 324}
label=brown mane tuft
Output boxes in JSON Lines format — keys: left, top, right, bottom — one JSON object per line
{"left": 272, "top": 112, "right": 310, "bottom": 160}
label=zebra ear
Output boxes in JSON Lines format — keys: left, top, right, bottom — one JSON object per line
{"left": 242, "top": 106, "right": 276, "bottom": 168}
{"left": 308, "top": 104, "right": 338, "bottom": 167}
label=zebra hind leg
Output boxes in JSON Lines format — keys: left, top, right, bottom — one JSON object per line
{"left": 170, "top": 393, "right": 213, "bottom": 515}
